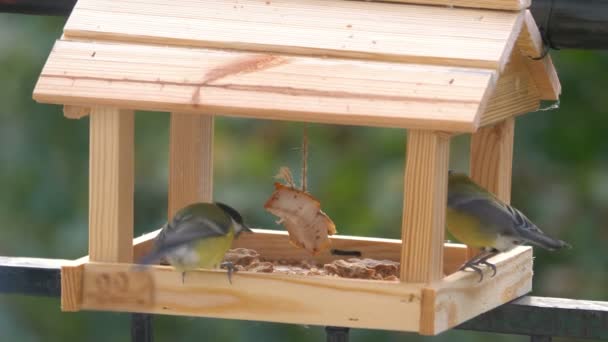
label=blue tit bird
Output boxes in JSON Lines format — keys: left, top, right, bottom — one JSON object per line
{"left": 138, "top": 202, "right": 252, "bottom": 283}
{"left": 447, "top": 171, "right": 570, "bottom": 281}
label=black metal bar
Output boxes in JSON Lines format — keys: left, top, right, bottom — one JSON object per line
{"left": 530, "top": 0, "right": 608, "bottom": 50}
{"left": 1, "top": 0, "right": 608, "bottom": 50}
{"left": 0, "top": 257, "right": 64, "bottom": 297}
{"left": 132, "top": 313, "right": 153, "bottom": 342}
{"left": 456, "top": 296, "right": 608, "bottom": 340}
{"left": 0, "top": 0, "right": 76, "bottom": 16}
{"left": 325, "top": 326, "right": 349, "bottom": 342}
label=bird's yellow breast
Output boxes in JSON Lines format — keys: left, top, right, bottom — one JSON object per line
{"left": 195, "top": 228, "right": 235, "bottom": 268}
{"left": 446, "top": 208, "right": 497, "bottom": 248}
{"left": 172, "top": 228, "right": 235, "bottom": 272}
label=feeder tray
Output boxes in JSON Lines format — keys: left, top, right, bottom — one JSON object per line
{"left": 34, "top": 0, "right": 559, "bottom": 335}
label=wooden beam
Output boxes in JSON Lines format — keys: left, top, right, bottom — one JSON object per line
{"left": 426, "top": 246, "right": 533, "bottom": 334}
{"left": 401, "top": 131, "right": 450, "bottom": 283}
{"left": 478, "top": 50, "right": 541, "bottom": 128}
{"left": 131, "top": 228, "right": 469, "bottom": 276}
{"left": 66, "top": 242, "right": 530, "bottom": 333}
{"left": 168, "top": 113, "right": 214, "bottom": 217}
{"left": 468, "top": 118, "right": 514, "bottom": 258}
{"left": 470, "top": 118, "right": 514, "bottom": 203}
{"left": 382, "top": 0, "right": 529, "bottom": 10}
{"left": 61, "top": 262, "right": 84, "bottom": 311}
{"left": 89, "top": 107, "right": 134, "bottom": 263}
{"left": 64, "top": 0, "right": 523, "bottom": 70}
{"left": 34, "top": 40, "right": 494, "bottom": 133}
{"left": 517, "top": 10, "right": 561, "bottom": 100}
{"left": 9, "top": 0, "right": 608, "bottom": 51}
{"left": 78, "top": 262, "right": 422, "bottom": 332}
{"left": 63, "top": 105, "right": 90, "bottom": 119}
{"left": 0, "top": 0, "right": 528, "bottom": 15}
{"left": 3, "top": 255, "right": 604, "bottom": 339}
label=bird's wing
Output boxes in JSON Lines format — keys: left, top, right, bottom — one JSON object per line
{"left": 448, "top": 195, "right": 521, "bottom": 237}
{"left": 502, "top": 205, "right": 570, "bottom": 250}
{"left": 450, "top": 196, "right": 569, "bottom": 250}
{"left": 139, "top": 217, "right": 228, "bottom": 265}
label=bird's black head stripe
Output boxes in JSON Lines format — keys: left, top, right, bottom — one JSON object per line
{"left": 215, "top": 202, "right": 244, "bottom": 224}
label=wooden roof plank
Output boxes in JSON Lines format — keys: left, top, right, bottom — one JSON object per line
{"left": 516, "top": 10, "right": 561, "bottom": 100}
{"left": 380, "top": 0, "right": 529, "bottom": 11}
{"left": 33, "top": 40, "right": 496, "bottom": 132}
{"left": 479, "top": 48, "right": 541, "bottom": 128}
{"left": 63, "top": 0, "right": 523, "bottom": 70}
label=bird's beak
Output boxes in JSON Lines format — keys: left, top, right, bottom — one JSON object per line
{"left": 242, "top": 224, "right": 254, "bottom": 233}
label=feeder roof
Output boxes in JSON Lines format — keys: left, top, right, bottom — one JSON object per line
{"left": 33, "top": 0, "right": 560, "bottom": 132}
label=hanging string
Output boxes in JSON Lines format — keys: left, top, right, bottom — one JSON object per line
{"left": 301, "top": 125, "right": 308, "bottom": 192}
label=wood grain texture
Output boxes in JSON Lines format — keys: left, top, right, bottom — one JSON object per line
{"left": 89, "top": 107, "right": 134, "bottom": 262}
{"left": 33, "top": 40, "right": 495, "bottom": 132}
{"left": 419, "top": 288, "right": 437, "bottom": 334}
{"left": 168, "top": 113, "right": 214, "bottom": 218}
{"left": 79, "top": 262, "right": 422, "bottom": 331}
{"left": 468, "top": 118, "right": 514, "bottom": 258}
{"left": 428, "top": 246, "right": 533, "bottom": 334}
{"left": 63, "top": 105, "right": 89, "bottom": 119}
{"left": 516, "top": 10, "right": 561, "bottom": 100}
{"left": 381, "top": 0, "right": 529, "bottom": 10}
{"left": 131, "top": 228, "right": 469, "bottom": 275}
{"left": 479, "top": 49, "right": 541, "bottom": 127}
{"left": 401, "top": 131, "right": 450, "bottom": 283}
{"left": 70, "top": 243, "right": 530, "bottom": 332}
{"left": 60, "top": 263, "right": 84, "bottom": 311}
{"left": 63, "top": 0, "right": 523, "bottom": 70}
{"left": 470, "top": 118, "right": 515, "bottom": 203}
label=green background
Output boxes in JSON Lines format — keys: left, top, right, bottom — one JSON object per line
{"left": 0, "top": 13, "right": 606, "bottom": 342}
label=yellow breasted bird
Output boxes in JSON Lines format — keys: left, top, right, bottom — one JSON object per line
{"left": 447, "top": 171, "right": 570, "bottom": 281}
{"left": 138, "top": 202, "right": 252, "bottom": 283}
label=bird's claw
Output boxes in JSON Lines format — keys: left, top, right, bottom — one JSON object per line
{"left": 480, "top": 260, "right": 497, "bottom": 277}
{"left": 220, "top": 261, "right": 236, "bottom": 284}
{"left": 459, "top": 262, "right": 485, "bottom": 282}
{"left": 459, "top": 253, "right": 498, "bottom": 282}
{"left": 181, "top": 271, "right": 186, "bottom": 284}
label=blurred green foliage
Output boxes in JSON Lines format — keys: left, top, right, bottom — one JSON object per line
{"left": 0, "top": 12, "right": 606, "bottom": 342}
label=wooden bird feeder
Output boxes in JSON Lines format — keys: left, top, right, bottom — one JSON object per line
{"left": 32, "top": 0, "right": 560, "bottom": 335}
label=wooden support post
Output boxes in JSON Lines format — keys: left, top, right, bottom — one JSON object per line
{"left": 401, "top": 131, "right": 450, "bottom": 283}
{"left": 168, "top": 113, "right": 214, "bottom": 217}
{"left": 89, "top": 107, "right": 134, "bottom": 263}
{"left": 468, "top": 118, "right": 515, "bottom": 258}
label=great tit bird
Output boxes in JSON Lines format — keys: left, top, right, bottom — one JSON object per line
{"left": 138, "top": 202, "right": 252, "bottom": 283}
{"left": 447, "top": 171, "right": 570, "bottom": 281}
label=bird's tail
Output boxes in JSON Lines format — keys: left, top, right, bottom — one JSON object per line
{"left": 138, "top": 249, "right": 164, "bottom": 265}
{"left": 131, "top": 249, "right": 165, "bottom": 272}
{"left": 520, "top": 229, "right": 572, "bottom": 251}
